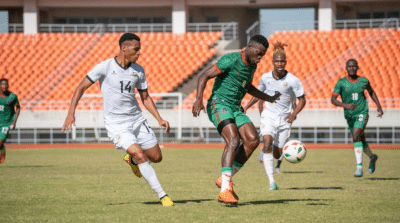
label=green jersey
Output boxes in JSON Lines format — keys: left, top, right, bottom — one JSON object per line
{"left": 333, "top": 76, "right": 371, "bottom": 118}
{"left": 0, "top": 92, "right": 19, "bottom": 125}
{"left": 209, "top": 51, "right": 257, "bottom": 106}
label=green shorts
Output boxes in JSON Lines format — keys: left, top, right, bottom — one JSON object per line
{"left": 345, "top": 113, "right": 369, "bottom": 133}
{"left": 0, "top": 125, "right": 10, "bottom": 142}
{"left": 207, "top": 99, "right": 252, "bottom": 134}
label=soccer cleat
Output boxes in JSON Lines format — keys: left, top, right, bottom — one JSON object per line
{"left": 123, "top": 154, "right": 142, "bottom": 178}
{"left": 354, "top": 168, "right": 363, "bottom": 177}
{"left": 160, "top": 195, "right": 174, "bottom": 207}
{"left": 0, "top": 146, "right": 5, "bottom": 164}
{"left": 218, "top": 189, "right": 238, "bottom": 205}
{"left": 269, "top": 182, "right": 278, "bottom": 190}
{"left": 274, "top": 167, "right": 282, "bottom": 174}
{"left": 258, "top": 151, "right": 263, "bottom": 163}
{"left": 369, "top": 154, "right": 378, "bottom": 173}
{"left": 215, "top": 176, "right": 239, "bottom": 200}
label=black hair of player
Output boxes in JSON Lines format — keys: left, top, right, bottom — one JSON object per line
{"left": 249, "top": 35, "right": 269, "bottom": 49}
{"left": 119, "top": 33, "right": 140, "bottom": 48}
{"left": 0, "top": 78, "right": 8, "bottom": 83}
{"left": 346, "top": 58, "right": 358, "bottom": 66}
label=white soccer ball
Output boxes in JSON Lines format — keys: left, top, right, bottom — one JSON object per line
{"left": 282, "top": 140, "right": 307, "bottom": 164}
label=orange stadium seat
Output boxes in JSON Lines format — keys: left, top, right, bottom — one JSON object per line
{"left": 182, "top": 28, "right": 400, "bottom": 110}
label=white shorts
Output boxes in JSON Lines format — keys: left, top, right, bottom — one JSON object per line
{"left": 105, "top": 120, "right": 158, "bottom": 151}
{"left": 260, "top": 114, "right": 291, "bottom": 148}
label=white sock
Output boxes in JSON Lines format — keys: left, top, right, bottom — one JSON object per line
{"left": 138, "top": 161, "right": 167, "bottom": 199}
{"left": 220, "top": 171, "right": 232, "bottom": 192}
{"left": 263, "top": 152, "right": 275, "bottom": 184}
{"left": 354, "top": 142, "right": 363, "bottom": 167}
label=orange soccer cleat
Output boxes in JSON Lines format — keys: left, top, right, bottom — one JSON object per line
{"left": 215, "top": 176, "right": 239, "bottom": 200}
{"left": 218, "top": 189, "right": 238, "bottom": 205}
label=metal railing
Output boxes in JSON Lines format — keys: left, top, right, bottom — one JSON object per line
{"left": 246, "top": 18, "right": 400, "bottom": 40}
{"left": 6, "top": 126, "right": 400, "bottom": 144}
{"left": 7, "top": 22, "right": 238, "bottom": 39}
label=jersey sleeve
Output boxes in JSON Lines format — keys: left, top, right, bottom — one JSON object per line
{"left": 136, "top": 70, "right": 148, "bottom": 91}
{"left": 365, "top": 79, "right": 372, "bottom": 91}
{"left": 332, "top": 79, "right": 342, "bottom": 96}
{"left": 214, "top": 54, "right": 234, "bottom": 74}
{"left": 292, "top": 77, "right": 305, "bottom": 97}
{"left": 258, "top": 76, "right": 266, "bottom": 92}
{"left": 14, "top": 94, "right": 19, "bottom": 105}
{"left": 86, "top": 61, "right": 106, "bottom": 83}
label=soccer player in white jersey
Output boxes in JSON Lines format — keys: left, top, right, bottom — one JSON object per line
{"left": 62, "top": 33, "right": 174, "bottom": 206}
{"left": 244, "top": 42, "right": 306, "bottom": 190}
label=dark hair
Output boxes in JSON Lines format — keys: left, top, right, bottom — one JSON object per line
{"left": 0, "top": 78, "right": 8, "bottom": 83}
{"left": 249, "top": 35, "right": 269, "bottom": 49}
{"left": 273, "top": 41, "right": 288, "bottom": 55}
{"left": 346, "top": 59, "right": 358, "bottom": 66}
{"left": 119, "top": 33, "right": 140, "bottom": 47}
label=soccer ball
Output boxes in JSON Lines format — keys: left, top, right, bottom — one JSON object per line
{"left": 282, "top": 140, "right": 307, "bottom": 164}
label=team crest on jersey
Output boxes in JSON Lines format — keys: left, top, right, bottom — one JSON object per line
{"left": 132, "top": 72, "right": 137, "bottom": 76}
{"left": 242, "top": 81, "right": 247, "bottom": 88}
{"left": 111, "top": 70, "right": 117, "bottom": 75}
{"left": 345, "top": 88, "right": 347, "bottom": 92}
{"left": 221, "top": 108, "right": 228, "bottom": 113}
{"left": 283, "top": 82, "right": 288, "bottom": 87}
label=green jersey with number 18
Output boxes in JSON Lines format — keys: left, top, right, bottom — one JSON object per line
{"left": 332, "top": 76, "right": 371, "bottom": 118}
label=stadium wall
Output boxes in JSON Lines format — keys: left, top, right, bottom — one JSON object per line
{"left": 16, "top": 110, "right": 400, "bottom": 129}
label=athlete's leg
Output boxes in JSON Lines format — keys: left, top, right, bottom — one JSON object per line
{"left": 352, "top": 127, "right": 364, "bottom": 177}
{"left": 219, "top": 123, "right": 240, "bottom": 191}
{"left": 261, "top": 134, "right": 278, "bottom": 189}
{"left": 126, "top": 144, "right": 170, "bottom": 203}
{"left": 144, "top": 145, "right": 162, "bottom": 163}
{"left": 234, "top": 122, "right": 260, "bottom": 164}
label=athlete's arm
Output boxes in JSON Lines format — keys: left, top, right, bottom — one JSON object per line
{"left": 192, "top": 66, "right": 220, "bottom": 117}
{"left": 62, "top": 77, "right": 93, "bottom": 132}
{"left": 10, "top": 103, "right": 20, "bottom": 130}
{"left": 138, "top": 89, "right": 170, "bottom": 134}
{"left": 367, "top": 88, "right": 384, "bottom": 118}
{"left": 247, "top": 84, "right": 281, "bottom": 103}
{"left": 243, "top": 97, "right": 260, "bottom": 114}
{"left": 331, "top": 94, "right": 357, "bottom": 110}
{"left": 285, "top": 95, "right": 306, "bottom": 123}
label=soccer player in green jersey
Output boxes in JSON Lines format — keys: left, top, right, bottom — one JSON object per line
{"left": 0, "top": 78, "right": 20, "bottom": 164}
{"left": 192, "top": 35, "right": 281, "bottom": 205}
{"left": 331, "top": 59, "right": 383, "bottom": 177}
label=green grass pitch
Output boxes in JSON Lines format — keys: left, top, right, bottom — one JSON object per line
{"left": 1, "top": 147, "right": 399, "bottom": 222}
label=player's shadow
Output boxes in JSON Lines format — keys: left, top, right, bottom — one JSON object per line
{"left": 238, "top": 198, "right": 333, "bottom": 206}
{"left": 365, "top": 177, "right": 399, "bottom": 181}
{"left": 286, "top": 186, "right": 344, "bottom": 190}
{"left": 282, "top": 171, "right": 324, "bottom": 174}
{"left": 142, "top": 199, "right": 214, "bottom": 205}
{"left": 1, "top": 165, "right": 54, "bottom": 168}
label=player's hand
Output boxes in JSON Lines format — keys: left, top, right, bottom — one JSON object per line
{"left": 62, "top": 114, "right": 76, "bottom": 132}
{"left": 284, "top": 113, "right": 297, "bottom": 123}
{"left": 271, "top": 91, "right": 282, "bottom": 103}
{"left": 159, "top": 119, "right": 170, "bottom": 134}
{"left": 344, "top": 103, "right": 357, "bottom": 111}
{"left": 192, "top": 99, "right": 205, "bottom": 117}
{"left": 377, "top": 108, "right": 384, "bottom": 118}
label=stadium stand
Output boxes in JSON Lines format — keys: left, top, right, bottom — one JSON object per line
{"left": 0, "top": 32, "right": 222, "bottom": 110}
{"left": 183, "top": 28, "right": 400, "bottom": 110}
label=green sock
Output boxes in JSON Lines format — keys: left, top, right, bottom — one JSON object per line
{"left": 232, "top": 161, "right": 243, "bottom": 177}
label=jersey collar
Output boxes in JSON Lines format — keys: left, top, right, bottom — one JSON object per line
{"left": 240, "top": 50, "right": 251, "bottom": 67}
{"left": 346, "top": 76, "right": 359, "bottom": 83}
{"left": 114, "top": 57, "right": 132, "bottom": 70}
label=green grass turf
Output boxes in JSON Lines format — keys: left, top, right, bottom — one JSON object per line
{"left": 1, "top": 147, "right": 399, "bottom": 222}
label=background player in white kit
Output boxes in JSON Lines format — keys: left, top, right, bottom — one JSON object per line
{"left": 244, "top": 42, "right": 306, "bottom": 190}
{"left": 62, "top": 33, "right": 174, "bottom": 206}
